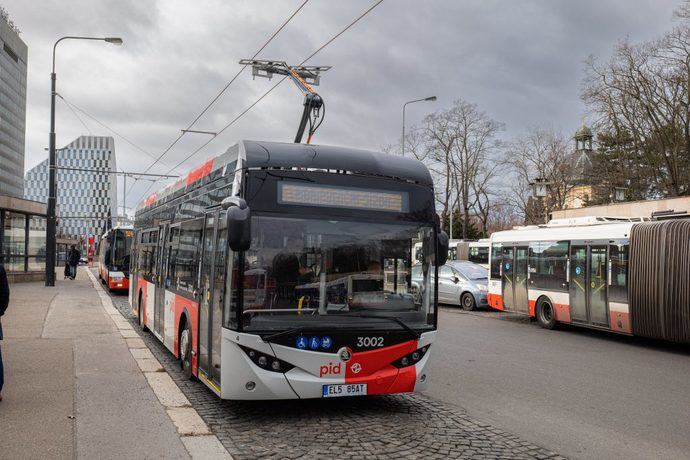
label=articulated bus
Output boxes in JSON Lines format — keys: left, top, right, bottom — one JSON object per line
{"left": 97, "top": 226, "right": 134, "bottom": 291}
{"left": 129, "top": 140, "right": 448, "bottom": 400}
{"left": 487, "top": 216, "right": 690, "bottom": 344}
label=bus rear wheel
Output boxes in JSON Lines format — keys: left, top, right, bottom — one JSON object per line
{"left": 138, "top": 292, "right": 149, "bottom": 332}
{"left": 536, "top": 298, "right": 557, "bottom": 329}
{"left": 461, "top": 292, "right": 476, "bottom": 311}
{"left": 179, "top": 322, "right": 193, "bottom": 380}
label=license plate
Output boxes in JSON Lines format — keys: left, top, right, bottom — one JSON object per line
{"left": 322, "top": 383, "right": 367, "bottom": 398}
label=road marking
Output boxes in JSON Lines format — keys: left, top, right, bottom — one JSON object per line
{"left": 85, "top": 268, "right": 233, "bottom": 459}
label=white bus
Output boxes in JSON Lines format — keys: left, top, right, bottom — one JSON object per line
{"left": 130, "top": 140, "right": 449, "bottom": 400}
{"left": 487, "top": 216, "right": 690, "bottom": 343}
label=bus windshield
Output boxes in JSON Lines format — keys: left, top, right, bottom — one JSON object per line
{"left": 112, "top": 229, "right": 133, "bottom": 268}
{"left": 240, "top": 215, "right": 434, "bottom": 330}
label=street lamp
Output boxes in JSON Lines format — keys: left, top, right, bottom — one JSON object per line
{"left": 46, "top": 36, "right": 123, "bottom": 287}
{"left": 401, "top": 96, "right": 436, "bottom": 157}
{"left": 530, "top": 177, "right": 551, "bottom": 224}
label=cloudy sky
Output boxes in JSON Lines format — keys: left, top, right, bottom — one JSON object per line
{"left": 3, "top": 0, "right": 681, "bottom": 213}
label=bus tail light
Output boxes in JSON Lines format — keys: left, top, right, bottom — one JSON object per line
{"left": 391, "top": 346, "right": 429, "bottom": 369}
{"left": 240, "top": 346, "right": 294, "bottom": 373}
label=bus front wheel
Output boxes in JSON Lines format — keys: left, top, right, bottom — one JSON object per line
{"left": 179, "top": 321, "right": 193, "bottom": 380}
{"left": 536, "top": 298, "right": 557, "bottom": 330}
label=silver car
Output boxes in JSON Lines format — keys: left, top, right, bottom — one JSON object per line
{"left": 411, "top": 260, "right": 488, "bottom": 310}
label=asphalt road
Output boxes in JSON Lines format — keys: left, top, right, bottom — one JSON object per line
{"left": 425, "top": 307, "right": 690, "bottom": 460}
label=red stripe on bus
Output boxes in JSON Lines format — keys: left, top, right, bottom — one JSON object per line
{"left": 554, "top": 303, "right": 571, "bottom": 323}
{"left": 343, "top": 340, "right": 417, "bottom": 394}
{"left": 610, "top": 311, "right": 632, "bottom": 334}
{"left": 173, "top": 294, "right": 200, "bottom": 376}
{"left": 487, "top": 293, "right": 503, "bottom": 310}
{"left": 186, "top": 159, "right": 214, "bottom": 186}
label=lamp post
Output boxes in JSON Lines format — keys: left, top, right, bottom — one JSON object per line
{"left": 530, "top": 177, "right": 551, "bottom": 224}
{"left": 401, "top": 96, "right": 436, "bottom": 157}
{"left": 46, "top": 36, "right": 122, "bottom": 287}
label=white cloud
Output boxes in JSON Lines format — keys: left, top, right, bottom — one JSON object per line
{"left": 3, "top": 0, "right": 680, "bottom": 211}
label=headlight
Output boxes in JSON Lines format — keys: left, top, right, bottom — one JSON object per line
{"left": 240, "top": 346, "right": 294, "bottom": 373}
{"left": 476, "top": 284, "right": 487, "bottom": 291}
{"left": 391, "top": 346, "right": 430, "bottom": 368}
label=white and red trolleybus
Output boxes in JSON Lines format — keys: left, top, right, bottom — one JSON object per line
{"left": 97, "top": 226, "right": 134, "bottom": 291}
{"left": 487, "top": 216, "right": 690, "bottom": 343}
{"left": 129, "top": 140, "right": 449, "bottom": 400}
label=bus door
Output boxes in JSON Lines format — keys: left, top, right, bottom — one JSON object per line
{"left": 501, "top": 246, "right": 528, "bottom": 312}
{"left": 513, "top": 247, "right": 529, "bottom": 314}
{"left": 198, "top": 211, "right": 227, "bottom": 388}
{"left": 198, "top": 212, "right": 217, "bottom": 383}
{"left": 569, "top": 245, "right": 609, "bottom": 327}
{"left": 501, "top": 246, "right": 515, "bottom": 310}
{"left": 154, "top": 222, "right": 170, "bottom": 338}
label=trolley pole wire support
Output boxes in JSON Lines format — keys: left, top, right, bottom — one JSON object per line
{"left": 239, "top": 59, "right": 330, "bottom": 144}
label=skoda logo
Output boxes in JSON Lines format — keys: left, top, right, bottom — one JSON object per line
{"left": 338, "top": 347, "right": 353, "bottom": 363}
{"left": 350, "top": 363, "right": 362, "bottom": 374}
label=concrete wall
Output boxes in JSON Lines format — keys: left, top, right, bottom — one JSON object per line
{"left": 551, "top": 196, "right": 690, "bottom": 219}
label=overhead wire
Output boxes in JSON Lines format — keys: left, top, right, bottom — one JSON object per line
{"left": 138, "top": 0, "right": 311, "bottom": 177}
{"left": 162, "top": 0, "right": 384, "bottom": 175}
{"left": 135, "top": 0, "right": 385, "bottom": 205}
{"left": 60, "top": 94, "right": 92, "bottom": 135}
{"left": 56, "top": 93, "right": 179, "bottom": 173}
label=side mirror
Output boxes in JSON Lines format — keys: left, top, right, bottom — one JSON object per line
{"left": 222, "top": 197, "right": 251, "bottom": 251}
{"left": 436, "top": 231, "right": 449, "bottom": 266}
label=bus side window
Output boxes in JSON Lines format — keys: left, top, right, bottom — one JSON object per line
{"left": 529, "top": 241, "right": 569, "bottom": 291}
{"left": 490, "top": 244, "right": 502, "bottom": 279}
{"left": 609, "top": 243, "right": 628, "bottom": 303}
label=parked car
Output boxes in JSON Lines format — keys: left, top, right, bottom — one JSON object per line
{"left": 411, "top": 260, "right": 488, "bottom": 310}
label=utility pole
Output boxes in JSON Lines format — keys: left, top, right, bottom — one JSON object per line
{"left": 401, "top": 96, "right": 437, "bottom": 156}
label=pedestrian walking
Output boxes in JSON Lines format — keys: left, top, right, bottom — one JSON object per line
{"left": 67, "top": 245, "right": 81, "bottom": 280}
{"left": 0, "top": 259, "right": 10, "bottom": 401}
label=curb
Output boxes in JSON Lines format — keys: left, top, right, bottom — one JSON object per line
{"left": 85, "top": 269, "right": 232, "bottom": 460}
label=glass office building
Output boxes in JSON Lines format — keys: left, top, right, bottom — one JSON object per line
{"left": 0, "top": 14, "right": 28, "bottom": 198}
{"left": 24, "top": 135, "right": 118, "bottom": 239}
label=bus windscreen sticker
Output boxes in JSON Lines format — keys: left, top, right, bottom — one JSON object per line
{"left": 278, "top": 183, "right": 409, "bottom": 212}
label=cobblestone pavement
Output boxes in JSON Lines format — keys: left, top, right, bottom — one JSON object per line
{"left": 105, "top": 283, "right": 564, "bottom": 459}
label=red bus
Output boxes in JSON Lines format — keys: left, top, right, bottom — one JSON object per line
{"left": 97, "top": 226, "right": 134, "bottom": 291}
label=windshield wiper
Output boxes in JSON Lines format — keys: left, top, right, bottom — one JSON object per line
{"left": 262, "top": 326, "right": 322, "bottom": 343}
{"left": 339, "top": 314, "right": 421, "bottom": 340}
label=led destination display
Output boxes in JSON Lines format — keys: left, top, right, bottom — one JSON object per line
{"left": 278, "top": 183, "right": 409, "bottom": 212}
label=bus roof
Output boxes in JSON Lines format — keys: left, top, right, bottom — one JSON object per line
{"left": 137, "top": 140, "right": 433, "bottom": 212}
{"left": 490, "top": 221, "right": 635, "bottom": 243}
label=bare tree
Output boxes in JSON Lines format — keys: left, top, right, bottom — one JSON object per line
{"left": 583, "top": 3, "right": 690, "bottom": 198}
{"left": 505, "top": 127, "right": 575, "bottom": 224}
{"left": 404, "top": 100, "right": 503, "bottom": 238}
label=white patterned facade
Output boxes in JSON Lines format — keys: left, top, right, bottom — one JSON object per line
{"left": 24, "top": 135, "right": 118, "bottom": 239}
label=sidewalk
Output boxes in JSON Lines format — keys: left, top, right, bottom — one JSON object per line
{"left": 0, "top": 268, "right": 190, "bottom": 459}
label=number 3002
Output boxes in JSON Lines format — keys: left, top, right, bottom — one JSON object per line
{"left": 357, "top": 336, "right": 384, "bottom": 348}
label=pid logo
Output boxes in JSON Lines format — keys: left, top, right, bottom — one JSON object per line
{"left": 319, "top": 362, "right": 342, "bottom": 377}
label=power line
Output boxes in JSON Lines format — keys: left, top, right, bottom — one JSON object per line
{"left": 138, "top": 0, "right": 311, "bottom": 177}
{"left": 165, "top": 0, "right": 385, "bottom": 173}
{"left": 61, "top": 96, "right": 92, "bottom": 134}
{"left": 135, "top": 0, "right": 385, "bottom": 206}
{"left": 56, "top": 93, "right": 180, "bottom": 173}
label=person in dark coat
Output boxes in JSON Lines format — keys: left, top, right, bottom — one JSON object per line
{"left": 67, "top": 245, "right": 81, "bottom": 280}
{"left": 0, "top": 260, "right": 10, "bottom": 401}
